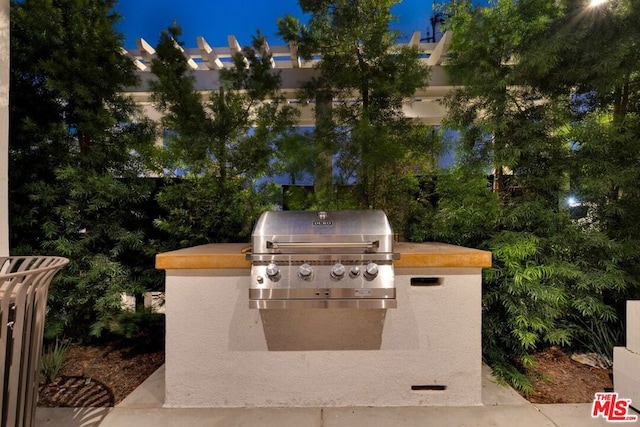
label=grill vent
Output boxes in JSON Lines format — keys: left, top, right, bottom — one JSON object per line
{"left": 411, "top": 385, "right": 447, "bottom": 391}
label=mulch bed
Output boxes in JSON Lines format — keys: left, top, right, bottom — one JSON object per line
{"left": 38, "top": 341, "right": 164, "bottom": 407}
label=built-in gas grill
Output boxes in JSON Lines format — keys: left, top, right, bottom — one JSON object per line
{"left": 247, "top": 210, "right": 399, "bottom": 309}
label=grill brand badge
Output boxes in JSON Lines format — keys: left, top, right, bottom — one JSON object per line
{"left": 313, "top": 211, "right": 333, "bottom": 226}
{"left": 591, "top": 392, "right": 638, "bottom": 422}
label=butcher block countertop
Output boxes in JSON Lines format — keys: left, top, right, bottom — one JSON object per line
{"left": 155, "top": 242, "right": 492, "bottom": 270}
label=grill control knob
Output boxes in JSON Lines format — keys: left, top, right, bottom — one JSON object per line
{"left": 298, "top": 263, "right": 313, "bottom": 280}
{"left": 331, "top": 263, "right": 346, "bottom": 279}
{"left": 364, "top": 262, "right": 379, "bottom": 280}
{"left": 266, "top": 263, "right": 280, "bottom": 279}
{"left": 350, "top": 265, "right": 361, "bottom": 278}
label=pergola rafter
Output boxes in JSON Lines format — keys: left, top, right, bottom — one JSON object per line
{"left": 126, "top": 31, "right": 451, "bottom": 71}
{"left": 122, "top": 31, "right": 454, "bottom": 126}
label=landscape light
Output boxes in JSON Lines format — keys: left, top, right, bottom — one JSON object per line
{"left": 589, "top": 0, "right": 608, "bottom": 7}
{"left": 566, "top": 196, "right": 579, "bottom": 207}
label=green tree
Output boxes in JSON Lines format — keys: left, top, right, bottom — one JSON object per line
{"left": 9, "top": 0, "right": 159, "bottom": 339}
{"left": 558, "top": 0, "right": 640, "bottom": 296}
{"left": 536, "top": 0, "right": 640, "bottom": 329}
{"left": 149, "top": 24, "right": 298, "bottom": 246}
{"left": 277, "top": 0, "right": 437, "bottom": 220}
{"left": 438, "top": 0, "right": 633, "bottom": 391}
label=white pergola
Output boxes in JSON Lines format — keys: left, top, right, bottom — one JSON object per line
{"left": 122, "top": 31, "right": 454, "bottom": 127}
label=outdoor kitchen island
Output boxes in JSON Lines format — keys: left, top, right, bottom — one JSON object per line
{"left": 156, "top": 241, "right": 492, "bottom": 408}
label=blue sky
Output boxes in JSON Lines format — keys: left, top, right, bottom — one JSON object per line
{"left": 114, "top": 0, "right": 434, "bottom": 50}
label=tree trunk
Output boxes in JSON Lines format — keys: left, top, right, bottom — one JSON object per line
{"left": 217, "top": 87, "right": 227, "bottom": 186}
{"left": 314, "top": 89, "right": 333, "bottom": 208}
{"left": 612, "top": 75, "right": 630, "bottom": 124}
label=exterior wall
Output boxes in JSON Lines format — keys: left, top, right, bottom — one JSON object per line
{"left": 0, "top": 0, "right": 9, "bottom": 256}
{"left": 614, "top": 300, "right": 640, "bottom": 410}
{"left": 627, "top": 300, "right": 640, "bottom": 354}
{"left": 163, "top": 267, "right": 482, "bottom": 408}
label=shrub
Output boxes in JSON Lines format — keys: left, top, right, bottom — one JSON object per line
{"left": 40, "top": 339, "right": 71, "bottom": 384}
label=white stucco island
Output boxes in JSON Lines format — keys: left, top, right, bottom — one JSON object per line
{"left": 156, "top": 242, "right": 492, "bottom": 408}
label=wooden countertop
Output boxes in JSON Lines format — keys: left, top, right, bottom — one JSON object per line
{"left": 155, "top": 242, "right": 492, "bottom": 270}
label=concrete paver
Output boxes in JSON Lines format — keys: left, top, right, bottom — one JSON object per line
{"left": 35, "top": 364, "right": 630, "bottom": 427}
{"left": 36, "top": 407, "right": 111, "bottom": 427}
{"left": 323, "top": 405, "right": 556, "bottom": 427}
{"left": 481, "top": 364, "right": 529, "bottom": 406}
{"left": 116, "top": 365, "right": 165, "bottom": 408}
{"left": 536, "top": 403, "right": 638, "bottom": 427}
{"left": 99, "top": 407, "right": 323, "bottom": 427}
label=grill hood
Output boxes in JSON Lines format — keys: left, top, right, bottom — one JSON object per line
{"left": 249, "top": 210, "right": 395, "bottom": 258}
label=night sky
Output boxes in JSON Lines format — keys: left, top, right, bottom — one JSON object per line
{"left": 114, "top": 0, "right": 434, "bottom": 49}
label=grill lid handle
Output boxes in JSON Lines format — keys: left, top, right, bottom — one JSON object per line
{"left": 266, "top": 240, "right": 380, "bottom": 250}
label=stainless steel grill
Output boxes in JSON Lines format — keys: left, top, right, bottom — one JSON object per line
{"left": 247, "top": 210, "right": 399, "bottom": 309}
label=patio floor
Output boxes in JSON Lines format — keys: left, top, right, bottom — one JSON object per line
{"left": 35, "top": 365, "right": 629, "bottom": 427}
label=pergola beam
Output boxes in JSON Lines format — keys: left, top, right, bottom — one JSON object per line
{"left": 426, "top": 31, "right": 451, "bottom": 66}
{"left": 136, "top": 37, "right": 156, "bottom": 64}
{"left": 172, "top": 39, "right": 199, "bottom": 70}
{"left": 227, "top": 35, "right": 248, "bottom": 67}
{"left": 409, "top": 31, "right": 422, "bottom": 47}
{"left": 259, "top": 38, "right": 276, "bottom": 69}
{"left": 197, "top": 36, "right": 224, "bottom": 70}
